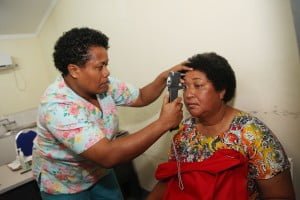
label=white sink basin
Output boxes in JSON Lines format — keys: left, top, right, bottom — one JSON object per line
{"left": 0, "top": 133, "right": 18, "bottom": 165}
{"left": 0, "top": 126, "right": 7, "bottom": 137}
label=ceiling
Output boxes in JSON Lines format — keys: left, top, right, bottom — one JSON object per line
{"left": 0, "top": 0, "right": 299, "bottom": 51}
{"left": 0, "top": 0, "right": 56, "bottom": 36}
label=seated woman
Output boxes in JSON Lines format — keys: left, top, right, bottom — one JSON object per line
{"left": 147, "top": 53, "right": 295, "bottom": 200}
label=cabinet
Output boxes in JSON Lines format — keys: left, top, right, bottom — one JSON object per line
{"left": 0, "top": 181, "right": 41, "bottom": 200}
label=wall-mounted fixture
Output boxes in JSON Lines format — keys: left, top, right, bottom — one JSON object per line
{"left": 0, "top": 53, "right": 17, "bottom": 70}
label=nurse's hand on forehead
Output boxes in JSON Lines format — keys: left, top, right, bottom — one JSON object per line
{"left": 168, "top": 61, "right": 192, "bottom": 85}
{"left": 172, "top": 61, "right": 191, "bottom": 72}
{"left": 163, "top": 62, "right": 192, "bottom": 78}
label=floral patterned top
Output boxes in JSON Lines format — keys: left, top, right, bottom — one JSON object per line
{"left": 169, "top": 112, "right": 290, "bottom": 198}
{"left": 32, "top": 76, "right": 139, "bottom": 194}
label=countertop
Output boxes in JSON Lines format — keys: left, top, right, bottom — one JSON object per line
{"left": 0, "top": 165, "right": 34, "bottom": 194}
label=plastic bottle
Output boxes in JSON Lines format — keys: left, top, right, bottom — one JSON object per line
{"left": 18, "top": 148, "right": 28, "bottom": 170}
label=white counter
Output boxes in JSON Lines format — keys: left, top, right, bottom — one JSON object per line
{"left": 0, "top": 165, "right": 34, "bottom": 194}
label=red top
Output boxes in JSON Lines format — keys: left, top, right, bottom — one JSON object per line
{"left": 155, "top": 149, "right": 248, "bottom": 200}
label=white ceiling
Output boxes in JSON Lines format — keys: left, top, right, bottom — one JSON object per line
{"left": 0, "top": 0, "right": 56, "bottom": 36}
{"left": 0, "top": 0, "right": 299, "bottom": 51}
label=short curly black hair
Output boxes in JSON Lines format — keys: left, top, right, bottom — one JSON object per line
{"left": 184, "top": 52, "right": 236, "bottom": 102}
{"left": 53, "top": 27, "right": 109, "bottom": 76}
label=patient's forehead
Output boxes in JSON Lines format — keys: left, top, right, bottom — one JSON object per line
{"left": 184, "top": 70, "right": 208, "bottom": 81}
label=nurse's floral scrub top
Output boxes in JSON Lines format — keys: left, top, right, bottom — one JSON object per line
{"left": 169, "top": 112, "right": 290, "bottom": 198}
{"left": 32, "top": 76, "right": 139, "bottom": 194}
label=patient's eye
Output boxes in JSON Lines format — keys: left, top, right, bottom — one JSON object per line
{"left": 194, "top": 83, "right": 204, "bottom": 89}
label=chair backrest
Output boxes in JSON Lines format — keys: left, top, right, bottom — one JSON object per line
{"left": 15, "top": 130, "right": 37, "bottom": 156}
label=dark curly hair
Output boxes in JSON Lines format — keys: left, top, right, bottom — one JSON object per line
{"left": 184, "top": 52, "right": 236, "bottom": 102}
{"left": 53, "top": 27, "right": 109, "bottom": 76}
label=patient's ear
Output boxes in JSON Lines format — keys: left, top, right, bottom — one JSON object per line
{"left": 68, "top": 64, "right": 80, "bottom": 78}
{"left": 219, "top": 89, "right": 226, "bottom": 100}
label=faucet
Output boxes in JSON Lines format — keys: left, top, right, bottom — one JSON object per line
{"left": 0, "top": 118, "right": 17, "bottom": 131}
{"left": 0, "top": 118, "right": 9, "bottom": 125}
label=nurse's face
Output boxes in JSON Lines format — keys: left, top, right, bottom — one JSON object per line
{"left": 72, "top": 46, "right": 110, "bottom": 98}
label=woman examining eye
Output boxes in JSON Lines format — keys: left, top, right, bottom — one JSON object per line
{"left": 32, "top": 27, "right": 192, "bottom": 200}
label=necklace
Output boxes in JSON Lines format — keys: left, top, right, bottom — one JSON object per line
{"left": 195, "top": 107, "right": 226, "bottom": 127}
{"left": 195, "top": 106, "right": 227, "bottom": 136}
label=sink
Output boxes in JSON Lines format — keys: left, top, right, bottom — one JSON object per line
{"left": 0, "top": 132, "right": 18, "bottom": 165}
{"left": 0, "top": 122, "right": 37, "bottom": 165}
{"left": 0, "top": 122, "right": 37, "bottom": 138}
{"left": 0, "top": 126, "right": 6, "bottom": 137}
{"left": 9, "top": 122, "right": 36, "bottom": 132}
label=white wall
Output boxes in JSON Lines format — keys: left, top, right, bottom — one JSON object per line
{"left": 2, "top": 0, "right": 300, "bottom": 197}
{"left": 0, "top": 38, "right": 50, "bottom": 116}
{"left": 291, "top": 0, "right": 300, "bottom": 50}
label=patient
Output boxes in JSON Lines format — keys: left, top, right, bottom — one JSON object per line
{"left": 147, "top": 53, "right": 295, "bottom": 200}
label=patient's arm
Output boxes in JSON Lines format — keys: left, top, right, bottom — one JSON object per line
{"left": 146, "top": 181, "right": 167, "bottom": 200}
{"left": 257, "top": 169, "right": 295, "bottom": 200}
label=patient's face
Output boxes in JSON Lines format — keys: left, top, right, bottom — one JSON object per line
{"left": 183, "top": 70, "right": 224, "bottom": 118}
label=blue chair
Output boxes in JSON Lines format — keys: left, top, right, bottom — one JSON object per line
{"left": 15, "top": 130, "right": 37, "bottom": 157}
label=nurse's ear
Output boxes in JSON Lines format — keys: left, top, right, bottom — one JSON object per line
{"left": 67, "top": 64, "right": 81, "bottom": 78}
